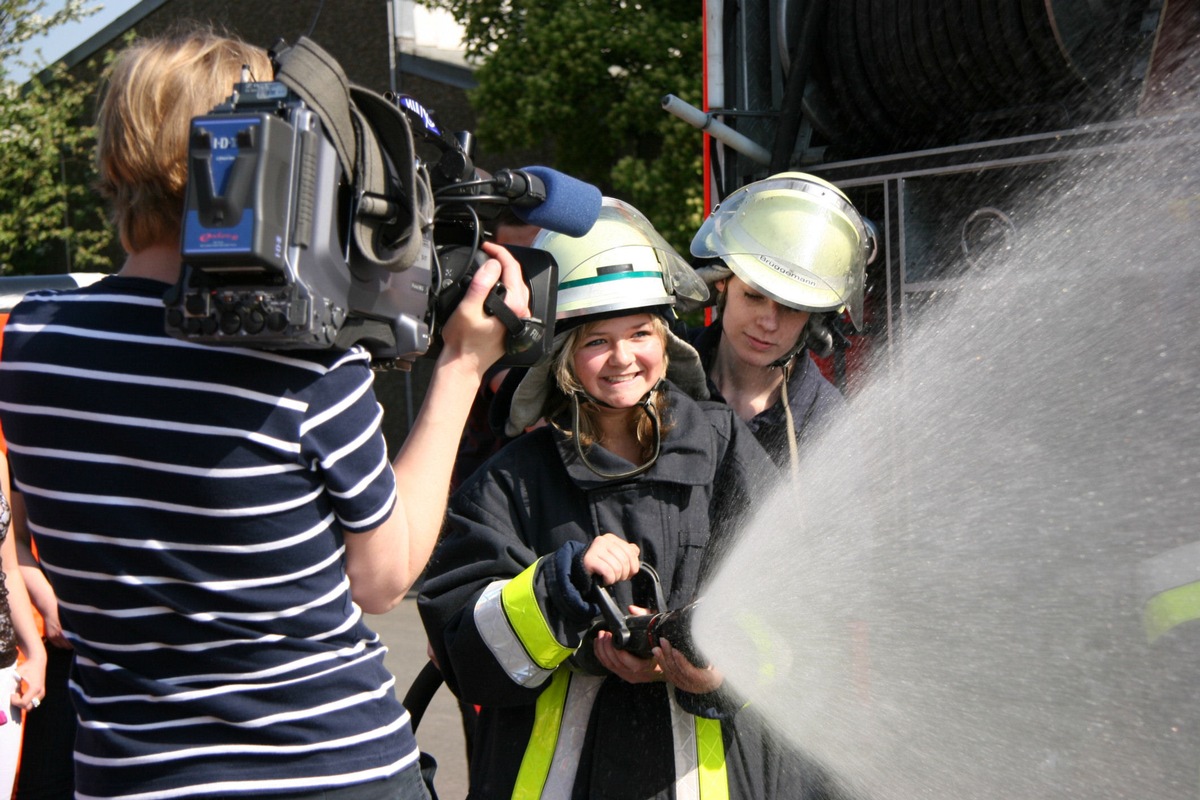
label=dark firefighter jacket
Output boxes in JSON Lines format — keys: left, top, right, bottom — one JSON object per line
{"left": 418, "top": 382, "right": 791, "bottom": 800}
{"left": 689, "top": 321, "right": 845, "bottom": 469}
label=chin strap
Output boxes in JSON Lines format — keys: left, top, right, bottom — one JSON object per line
{"left": 772, "top": 314, "right": 835, "bottom": 480}
{"left": 778, "top": 359, "right": 801, "bottom": 479}
{"left": 570, "top": 382, "right": 664, "bottom": 480}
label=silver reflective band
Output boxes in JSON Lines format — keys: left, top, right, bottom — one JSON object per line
{"left": 541, "top": 674, "right": 604, "bottom": 797}
{"left": 473, "top": 580, "right": 556, "bottom": 689}
{"left": 669, "top": 686, "right": 702, "bottom": 800}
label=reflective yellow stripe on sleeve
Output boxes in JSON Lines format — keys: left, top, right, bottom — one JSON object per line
{"left": 1145, "top": 580, "right": 1200, "bottom": 643}
{"left": 501, "top": 561, "right": 576, "bottom": 670}
{"left": 512, "top": 668, "right": 571, "bottom": 800}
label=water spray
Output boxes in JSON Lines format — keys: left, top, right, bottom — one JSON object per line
{"left": 688, "top": 131, "right": 1200, "bottom": 799}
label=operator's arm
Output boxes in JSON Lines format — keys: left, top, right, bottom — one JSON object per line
{"left": 345, "top": 243, "right": 529, "bottom": 613}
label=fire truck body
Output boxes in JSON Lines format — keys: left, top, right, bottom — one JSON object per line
{"left": 698, "top": 0, "right": 1199, "bottom": 390}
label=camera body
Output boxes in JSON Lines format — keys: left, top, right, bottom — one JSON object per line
{"left": 167, "top": 57, "right": 559, "bottom": 369}
{"left": 169, "top": 79, "right": 435, "bottom": 362}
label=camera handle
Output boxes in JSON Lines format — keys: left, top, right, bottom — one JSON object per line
{"left": 482, "top": 283, "right": 545, "bottom": 356}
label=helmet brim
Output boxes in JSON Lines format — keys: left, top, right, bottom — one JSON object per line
{"left": 691, "top": 174, "right": 869, "bottom": 329}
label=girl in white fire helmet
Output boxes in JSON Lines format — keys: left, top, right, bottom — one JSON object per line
{"left": 688, "top": 172, "right": 877, "bottom": 472}
{"left": 419, "top": 199, "right": 811, "bottom": 799}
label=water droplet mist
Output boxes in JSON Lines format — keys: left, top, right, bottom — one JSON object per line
{"left": 692, "top": 131, "right": 1200, "bottom": 798}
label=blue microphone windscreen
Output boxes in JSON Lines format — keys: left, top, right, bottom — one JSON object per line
{"left": 513, "top": 166, "right": 602, "bottom": 237}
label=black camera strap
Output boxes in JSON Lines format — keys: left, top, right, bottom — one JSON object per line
{"left": 275, "top": 37, "right": 429, "bottom": 273}
{"left": 350, "top": 86, "right": 431, "bottom": 273}
{"left": 273, "top": 37, "right": 356, "bottom": 178}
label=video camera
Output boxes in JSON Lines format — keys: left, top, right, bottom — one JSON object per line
{"left": 166, "top": 37, "right": 602, "bottom": 369}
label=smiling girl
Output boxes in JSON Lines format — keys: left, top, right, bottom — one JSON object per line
{"left": 418, "top": 199, "right": 792, "bottom": 799}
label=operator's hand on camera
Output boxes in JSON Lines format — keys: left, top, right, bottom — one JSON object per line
{"left": 581, "top": 533, "right": 640, "bottom": 588}
{"left": 655, "top": 638, "right": 723, "bottom": 694}
{"left": 439, "top": 241, "right": 531, "bottom": 377}
{"left": 593, "top": 618, "right": 663, "bottom": 685}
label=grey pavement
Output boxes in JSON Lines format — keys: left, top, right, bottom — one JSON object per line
{"left": 371, "top": 596, "right": 470, "bottom": 800}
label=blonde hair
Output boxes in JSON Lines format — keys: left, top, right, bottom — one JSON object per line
{"left": 95, "top": 27, "right": 272, "bottom": 252}
{"left": 550, "top": 315, "right": 673, "bottom": 460}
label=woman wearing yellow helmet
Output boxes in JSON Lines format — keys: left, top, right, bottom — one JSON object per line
{"left": 689, "top": 172, "right": 876, "bottom": 472}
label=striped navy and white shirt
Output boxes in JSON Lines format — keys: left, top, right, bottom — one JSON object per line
{"left": 0, "top": 276, "right": 417, "bottom": 799}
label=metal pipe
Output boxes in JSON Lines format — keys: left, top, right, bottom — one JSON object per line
{"left": 661, "top": 93, "right": 771, "bottom": 165}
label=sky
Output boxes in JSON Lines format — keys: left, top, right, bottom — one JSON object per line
{"left": 8, "top": 1, "right": 467, "bottom": 82}
{"left": 8, "top": 0, "right": 140, "bottom": 81}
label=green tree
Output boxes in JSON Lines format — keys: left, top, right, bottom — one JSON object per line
{"left": 423, "top": 0, "right": 705, "bottom": 251}
{"left": 1, "top": 0, "right": 112, "bottom": 274}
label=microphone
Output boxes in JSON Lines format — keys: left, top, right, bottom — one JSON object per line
{"left": 498, "top": 166, "right": 602, "bottom": 238}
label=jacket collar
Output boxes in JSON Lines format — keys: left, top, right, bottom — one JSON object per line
{"left": 551, "top": 381, "right": 718, "bottom": 489}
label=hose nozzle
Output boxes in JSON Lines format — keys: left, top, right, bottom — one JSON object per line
{"left": 620, "top": 601, "right": 706, "bottom": 666}
{"left": 569, "top": 564, "right": 708, "bottom": 675}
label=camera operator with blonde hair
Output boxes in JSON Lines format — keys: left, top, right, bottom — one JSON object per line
{"left": 0, "top": 27, "right": 528, "bottom": 800}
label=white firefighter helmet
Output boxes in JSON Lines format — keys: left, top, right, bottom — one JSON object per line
{"left": 690, "top": 172, "right": 874, "bottom": 330}
{"left": 507, "top": 198, "right": 711, "bottom": 442}
{"left": 534, "top": 197, "right": 709, "bottom": 322}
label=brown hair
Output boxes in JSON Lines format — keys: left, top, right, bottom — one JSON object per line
{"left": 95, "top": 27, "right": 272, "bottom": 252}
{"left": 550, "top": 315, "right": 673, "bottom": 460}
